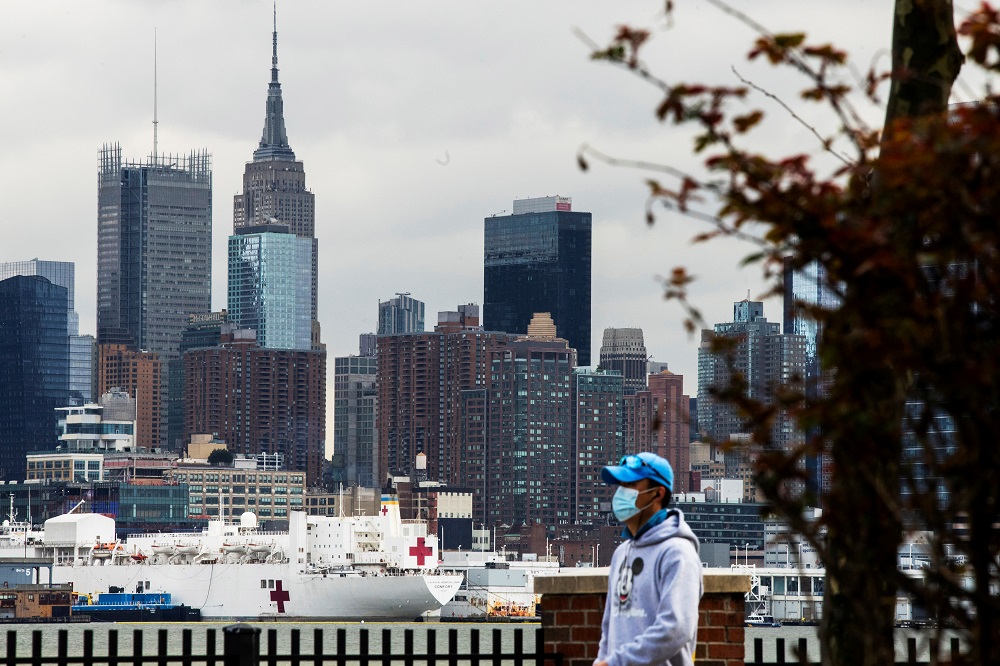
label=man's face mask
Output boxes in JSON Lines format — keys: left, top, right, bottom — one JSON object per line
{"left": 612, "top": 485, "right": 658, "bottom": 522}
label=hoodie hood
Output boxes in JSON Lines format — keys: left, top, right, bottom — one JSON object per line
{"left": 634, "top": 508, "right": 700, "bottom": 553}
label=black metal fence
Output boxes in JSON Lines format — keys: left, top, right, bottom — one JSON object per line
{"left": 744, "top": 635, "right": 967, "bottom": 666}
{"left": 0, "top": 625, "right": 968, "bottom": 666}
{"left": 0, "top": 625, "right": 561, "bottom": 666}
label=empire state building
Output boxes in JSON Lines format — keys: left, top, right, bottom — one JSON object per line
{"left": 232, "top": 12, "right": 320, "bottom": 346}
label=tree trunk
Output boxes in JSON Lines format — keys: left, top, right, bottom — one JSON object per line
{"left": 883, "top": 0, "right": 964, "bottom": 133}
{"left": 819, "top": 290, "right": 906, "bottom": 666}
{"left": 821, "top": 3, "right": 963, "bottom": 666}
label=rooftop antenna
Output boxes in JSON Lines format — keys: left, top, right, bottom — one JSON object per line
{"left": 272, "top": 2, "right": 278, "bottom": 79}
{"left": 153, "top": 28, "right": 159, "bottom": 161}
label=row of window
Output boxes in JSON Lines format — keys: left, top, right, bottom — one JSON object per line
{"left": 27, "top": 460, "right": 101, "bottom": 470}
{"left": 174, "top": 473, "right": 302, "bottom": 484}
{"left": 190, "top": 496, "right": 303, "bottom": 506}
{"left": 192, "top": 506, "right": 289, "bottom": 517}
{"left": 188, "top": 485, "right": 301, "bottom": 495}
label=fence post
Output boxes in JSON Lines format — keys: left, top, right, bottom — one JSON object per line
{"left": 224, "top": 623, "right": 261, "bottom": 666}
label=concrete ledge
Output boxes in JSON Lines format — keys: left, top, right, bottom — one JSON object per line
{"left": 703, "top": 572, "right": 751, "bottom": 594}
{"left": 534, "top": 567, "right": 610, "bottom": 595}
{"left": 534, "top": 569, "right": 751, "bottom": 595}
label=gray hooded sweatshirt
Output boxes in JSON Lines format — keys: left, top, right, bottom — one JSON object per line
{"left": 596, "top": 509, "right": 703, "bottom": 666}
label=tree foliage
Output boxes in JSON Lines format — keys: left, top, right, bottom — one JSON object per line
{"left": 584, "top": 1, "right": 1000, "bottom": 664}
{"left": 207, "top": 448, "right": 234, "bottom": 466}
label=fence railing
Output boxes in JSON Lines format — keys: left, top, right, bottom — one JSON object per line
{"left": 0, "top": 625, "right": 968, "bottom": 666}
{"left": 744, "top": 635, "right": 967, "bottom": 666}
{"left": 0, "top": 625, "right": 561, "bottom": 666}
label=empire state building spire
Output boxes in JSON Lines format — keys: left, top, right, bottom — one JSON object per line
{"left": 253, "top": 5, "right": 296, "bottom": 162}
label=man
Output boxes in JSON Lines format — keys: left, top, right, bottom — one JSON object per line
{"left": 595, "top": 452, "right": 702, "bottom": 666}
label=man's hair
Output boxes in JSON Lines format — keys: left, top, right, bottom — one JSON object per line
{"left": 648, "top": 480, "right": 671, "bottom": 509}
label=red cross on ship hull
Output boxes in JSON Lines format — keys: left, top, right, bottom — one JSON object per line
{"left": 409, "top": 537, "right": 433, "bottom": 565}
{"left": 270, "top": 580, "right": 290, "bottom": 613}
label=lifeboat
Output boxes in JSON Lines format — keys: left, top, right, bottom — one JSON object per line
{"left": 174, "top": 543, "right": 200, "bottom": 555}
{"left": 222, "top": 543, "right": 247, "bottom": 555}
{"left": 248, "top": 543, "right": 271, "bottom": 554}
{"left": 91, "top": 542, "right": 120, "bottom": 559}
{"left": 130, "top": 553, "right": 148, "bottom": 562}
{"left": 151, "top": 543, "right": 175, "bottom": 555}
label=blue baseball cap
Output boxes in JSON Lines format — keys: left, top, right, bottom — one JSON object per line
{"left": 602, "top": 452, "right": 674, "bottom": 491}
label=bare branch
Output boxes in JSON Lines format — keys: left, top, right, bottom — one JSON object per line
{"left": 572, "top": 27, "right": 672, "bottom": 94}
{"left": 731, "top": 66, "right": 853, "bottom": 166}
{"left": 705, "top": 0, "right": 871, "bottom": 153}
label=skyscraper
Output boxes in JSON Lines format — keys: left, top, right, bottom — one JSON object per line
{"left": 97, "top": 146, "right": 212, "bottom": 352}
{"left": 698, "top": 300, "right": 806, "bottom": 451}
{"left": 783, "top": 258, "right": 840, "bottom": 492}
{"left": 599, "top": 327, "right": 648, "bottom": 395}
{"left": 0, "top": 276, "right": 69, "bottom": 479}
{"left": 97, "top": 145, "right": 212, "bottom": 449}
{"left": 0, "top": 260, "right": 93, "bottom": 404}
{"left": 484, "top": 196, "right": 592, "bottom": 365}
{"left": 233, "top": 13, "right": 318, "bottom": 339}
{"left": 626, "top": 370, "right": 691, "bottom": 493}
{"left": 484, "top": 320, "right": 577, "bottom": 527}
{"left": 377, "top": 293, "right": 425, "bottom": 335}
{"left": 376, "top": 305, "right": 513, "bottom": 486}
{"left": 228, "top": 224, "right": 312, "bottom": 349}
{"left": 573, "top": 369, "right": 624, "bottom": 523}
{"left": 0, "top": 260, "right": 76, "bottom": 331}
{"left": 333, "top": 355, "right": 378, "bottom": 487}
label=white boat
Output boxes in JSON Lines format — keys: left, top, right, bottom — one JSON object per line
{"left": 9, "top": 495, "right": 462, "bottom": 621}
{"left": 439, "top": 552, "right": 559, "bottom": 619}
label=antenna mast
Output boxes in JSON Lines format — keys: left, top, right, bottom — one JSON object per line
{"left": 153, "top": 28, "right": 158, "bottom": 161}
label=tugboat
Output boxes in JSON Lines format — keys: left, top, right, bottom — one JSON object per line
{"left": 72, "top": 590, "right": 201, "bottom": 622}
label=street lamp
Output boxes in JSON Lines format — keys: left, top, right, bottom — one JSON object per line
{"left": 745, "top": 543, "right": 750, "bottom": 567}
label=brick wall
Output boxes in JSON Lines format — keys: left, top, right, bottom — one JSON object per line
{"left": 536, "top": 570, "right": 750, "bottom": 666}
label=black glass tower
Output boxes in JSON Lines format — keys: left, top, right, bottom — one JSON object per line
{"left": 0, "top": 276, "right": 69, "bottom": 480}
{"left": 483, "top": 196, "right": 592, "bottom": 365}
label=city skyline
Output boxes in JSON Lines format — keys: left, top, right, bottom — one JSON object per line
{"left": 1, "top": 2, "right": 900, "bottom": 406}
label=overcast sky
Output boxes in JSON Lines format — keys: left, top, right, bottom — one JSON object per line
{"left": 2, "top": 1, "right": 935, "bottom": 412}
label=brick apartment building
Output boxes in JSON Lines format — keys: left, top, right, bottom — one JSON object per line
{"left": 183, "top": 329, "right": 326, "bottom": 486}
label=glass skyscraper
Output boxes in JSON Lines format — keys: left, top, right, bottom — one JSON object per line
{"left": 0, "top": 260, "right": 76, "bottom": 332}
{"left": 97, "top": 145, "right": 212, "bottom": 449}
{"left": 484, "top": 196, "right": 592, "bottom": 365}
{"left": 0, "top": 276, "right": 69, "bottom": 480}
{"left": 228, "top": 224, "right": 313, "bottom": 350}
{"left": 334, "top": 355, "right": 378, "bottom": 488}
{"left": 377, "top": 293, "right": 425, "bottom": 335}
{"left": 783, "top": 259, "right": 842, "bottom": 492}
{"left": 0, "top": 260, "right": 93, "bottom": 405}
{"left": 97, "top": 146, "right": 213, "bottom": 352}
